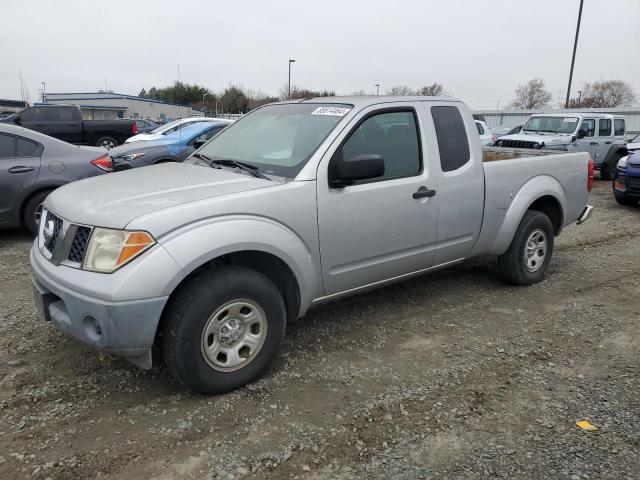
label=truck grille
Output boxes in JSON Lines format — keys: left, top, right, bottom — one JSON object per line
{"left": 43, "top": 211, "right": 64, "bottom": 253}
{"left": 627, "top": 176, "right": 640, "bottom": 193}
{"left": 68, "top": 226, "right": 92, "bottom": 263}
{"left": 496, "top": 139, "right": 538, "bottom": 149}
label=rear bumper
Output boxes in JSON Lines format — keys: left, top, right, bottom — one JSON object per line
{"left": 576, "top": 205, "right": 594, "bottom": 225}
{"left": 30, "top": 245, "right": 168, "bottom": 369}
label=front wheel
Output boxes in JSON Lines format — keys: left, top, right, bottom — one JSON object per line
{"left": 160, "top": 266, "right": 286, "bottom": 394}
{"left": 497, "top": 210, "right": 554, "bottom": 285}
{"left": 601, "top": 153, "right": 624, "bottom": 181}
{"left": 22, "top": 189, "right": 54, "bottom": 236}
{"left": 614, "top": 193, "right": 638, "bottom": 206}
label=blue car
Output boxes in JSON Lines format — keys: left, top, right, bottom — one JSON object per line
{"left": 613, "top": 151, "right": 640, "bottom": 206}
{"left": 110, "top": 120, "right": 231, "bottom": 171}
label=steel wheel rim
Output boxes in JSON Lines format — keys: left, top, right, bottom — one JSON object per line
{"left": 201, "top": 299, "right": 267, "bottom": 372}
{"left": 524, "top": 229, "right": 547, "bottom": 272}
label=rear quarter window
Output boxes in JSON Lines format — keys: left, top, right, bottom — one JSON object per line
{"left": 431, "top": 106, "right": 470, "bottom": 172}
{"left": 614, "top": 119, "right": 625, "bottom": 136}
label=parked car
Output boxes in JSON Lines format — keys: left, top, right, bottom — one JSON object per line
{"left": 0, "top": 123, "right": 110, "bottom": 235}
{"left": 31, "top": 96, "right": 593, "bottom": 394}
{"left": 0, "top": 104, "right": 138, "bottom": 149}
{"left": 124, "top": 117, "right": 223, "bottom": 143}
{"left": 626, "top": 132, "right": 639, "bottom": 152}
{"left": 495, "top": 113, "right": 628, "bottom": 180}
{"left": 492, "top": 125, "right": 522, "bottom": 138}
{"left": 110, "top": 121, "right": 230, "bottom": 170}
{"left": 475, "top": 120, "right": 496, "bottom": 145}
{"left": 131, "top": 118, "right": 159, "bottom": 134}
{"left": 612, "top": 152, "right": 640, "bottom": 206}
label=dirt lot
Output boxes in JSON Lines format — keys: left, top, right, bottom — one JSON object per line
{"left": 0, "top": 181, "right": 638, "bottom": 480}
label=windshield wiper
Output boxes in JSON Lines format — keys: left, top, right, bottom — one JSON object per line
{"left": 191, "top": 153, "right": 221, "bottom": 168}
{"left": 210, "top": 159, "right": 270, "bottom": 180}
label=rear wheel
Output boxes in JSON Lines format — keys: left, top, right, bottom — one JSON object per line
{"left": 96, "top": 136, "right": 118, "bottom": 149}
{"left": 22, "top": 189, "right": 54, "bottom": 236}
{"left": 601, "top": 152, "right": 625, "bottom": 181}
{"left": 160, "top": 266, "right": 286, "bottom": 394}
{"left": 497, "top": 210, "right": 554, "bottom": 285}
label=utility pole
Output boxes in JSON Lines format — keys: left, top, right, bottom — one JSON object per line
{"left": 375, "top": 84, "right": 380, "bottom": 96}
{"left": 202, "top": 93, "right": 207, "bottom": 117}
{"left": 288, "top": 59, "right": 296, "bottom": 100}
{"left": 41, "top": 82, "right": 46, "bottom": 103}
{"left": 577, "top": 90, "right": 582, "bottom": 108}
{"left": 565, "top": 0, "right": 584, "bottom": 109}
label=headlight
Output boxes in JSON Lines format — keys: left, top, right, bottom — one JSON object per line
{"left": 121, "top": 152, "right": 147, "bottom": 161}
{"left": 83, "top": 228, "right": 155, "bottom": 273}
{"left": 617, "top": 156, "right": 628, "bottom": 169}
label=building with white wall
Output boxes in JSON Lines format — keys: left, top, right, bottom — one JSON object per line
{"left": 43, "top": 92, "right": 203, "bottom": 122}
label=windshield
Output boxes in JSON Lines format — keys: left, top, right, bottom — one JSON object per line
{"left": 189, "top": 103, "right": 352, "bottom": 177}
{"left": 522, "top": 116, "right": 579, "bottom": 134}
{"left": 630, "top": 133, "right": 640, "bottom": 143}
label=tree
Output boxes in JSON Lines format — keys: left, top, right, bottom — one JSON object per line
{"left": 580, "top": 80, "right": 636, "bottom": 108}
{"left": 510, "top": 79, "right": 552, "bottom": 109}
{"left": 278, "top": 85, "right": 336, "bottom": 101}
{"left": 417, "top": 83, "right": 448, "bottom": 96}
{"left": 246, "top": 89, "right": 278, "bottom": 110}
{"left": 351, "top": 89, "right": 373, "bottom": 96}
{"left": 387, "top": 85, "right": 414, "bottom": 96}
{"left": 218, "top": 85, "right": 249, "bottom": 113}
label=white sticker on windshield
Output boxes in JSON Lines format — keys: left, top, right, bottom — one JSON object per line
{"left": 311, "top": 107, "right": 350, "bottom": 117}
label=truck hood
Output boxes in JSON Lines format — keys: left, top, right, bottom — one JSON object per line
{"left": 46, "top": 163, "right": 280, "bottom": 229}
{"left": 501, "top": 132, "right": 574, "bottom": 145}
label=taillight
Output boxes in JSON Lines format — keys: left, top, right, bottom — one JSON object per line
{"left": 91, "top": 155, "right": 113, "bottom": 172}
{"left": 131, "top": 123, "right": 138, "bottom": 135}
{"left": 587, "top": 158, "right": 594, "bottom": 192}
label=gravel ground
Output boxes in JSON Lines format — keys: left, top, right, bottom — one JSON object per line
{"left": 0, "top": 181, "right": 638, "bottom": 480}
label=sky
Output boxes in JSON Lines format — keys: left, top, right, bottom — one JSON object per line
{"left": 1, "top": 0, "right": 639, "bottom": 110}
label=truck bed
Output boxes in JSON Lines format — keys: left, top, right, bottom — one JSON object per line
{"left": 482, "top": 146, "right": 570, "bottom": 162}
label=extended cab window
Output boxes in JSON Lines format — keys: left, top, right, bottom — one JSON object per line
{"left": 46, "top": 107, "right": 75, "bottom": 121}
{"left": 598, "top": 119, "right": 611, "bottom": 137}
{"left": 580, "top": 119, "right": 595, "bottom": 137}
{"left": 340, "top": 110, "right": 421, "bottom": 180}
{"left": 475, "top": 122, "right": 485, "bottom": 134}
{"left": 431, "top": 106, "right": 470, "bottom": 172}
{"left": 614, "top": 119, "right": 625, "bottom": 136}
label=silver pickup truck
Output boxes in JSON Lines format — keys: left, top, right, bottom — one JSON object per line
{"left": 30, "top": 96, "right": 594, "bottom": 394}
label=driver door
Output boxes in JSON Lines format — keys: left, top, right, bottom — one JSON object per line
{"left": 316, "top": 104, "right": 439, "bottom": 295}
{"left": 576, "top": 118, "right": 598, "bottom": 160}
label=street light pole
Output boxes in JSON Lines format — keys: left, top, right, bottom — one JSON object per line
{"left": 577, "top": 90, "right": 582, "bottom": 108}
{"left": 375, "top": 84, "right": 380, "bottom": 96}
{"left": 41, "top": 82, "right": 46, "bottom": 103}
{"left": 565, "top": 0, "right": 584, "bottom": 109}
{"left": 288, "top": 59, "right": 296, "bottom": 100}
{"left": 202, "top": 93, "right": 207, "bottom": 117}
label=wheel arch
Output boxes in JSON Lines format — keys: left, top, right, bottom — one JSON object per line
{"left": 19, "top": 184, "right": 65, "bottom": 228}
{"left": 487, "top": 175, "right": 567, "bottom": 256}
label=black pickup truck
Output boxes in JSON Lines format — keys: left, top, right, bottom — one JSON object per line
{"left": 1, "top": 104, "right": 137, "bottom": 148}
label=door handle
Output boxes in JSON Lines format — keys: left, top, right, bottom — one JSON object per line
{"left": 33, "top": 123, "right": 46, "bottom": 127}
{"left": 68, "top": 123, "right": 80, "bottom": 126}
{"left": 8, "top": 166, "right": 35, "bottom": 174}
{"left": 605, "top": 141, "right": 612, "bottom": 144}
{"left": 590, "top": 141, "right": 598, "bottom": 145}
{"left": 413, "top": 186, "right": 436, "bottom": 199}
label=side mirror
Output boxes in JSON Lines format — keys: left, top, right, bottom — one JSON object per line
{"left": 13, "top": 115, "right": 22, "bottom": 125}
{"left": 192, "top": 140, "right": 207, "bottom": 149}
{"left": 330, "top": 154, "right": 385, "bottom": 187}
{"left": 576, "top": 128, "right": 586, "bottom": 139}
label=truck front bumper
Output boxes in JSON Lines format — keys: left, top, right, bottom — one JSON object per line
{"left": 30, "top": 245, "right": 169, "bottom": 369}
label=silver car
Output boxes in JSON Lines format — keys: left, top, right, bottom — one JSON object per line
{"left": 0, "top": 124, "right": 110, "bottom": 235}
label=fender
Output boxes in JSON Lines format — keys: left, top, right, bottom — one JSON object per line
{"left": 487, "top": 175, "right": 567, "bottom": 256}
{"left": 157, "top": 215, "right": 321, "bottom": 316}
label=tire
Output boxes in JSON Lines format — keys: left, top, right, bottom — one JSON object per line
{"left": 497, "top": 210, "right": 554, "bottom": 285}
{"left": 614, "top": 193, "right": 638, "bottom": 206}
{"left": 95, "top": 136, "right": 118, "bottom": 149}
{"left": 601, "top": 152, "right": 625, "bottom": 181}
{"left": 160, "top": 265, "right": 286, "bottom": 394}
{"left": 22, "top": 189, "right": 54, "bottom": 236}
